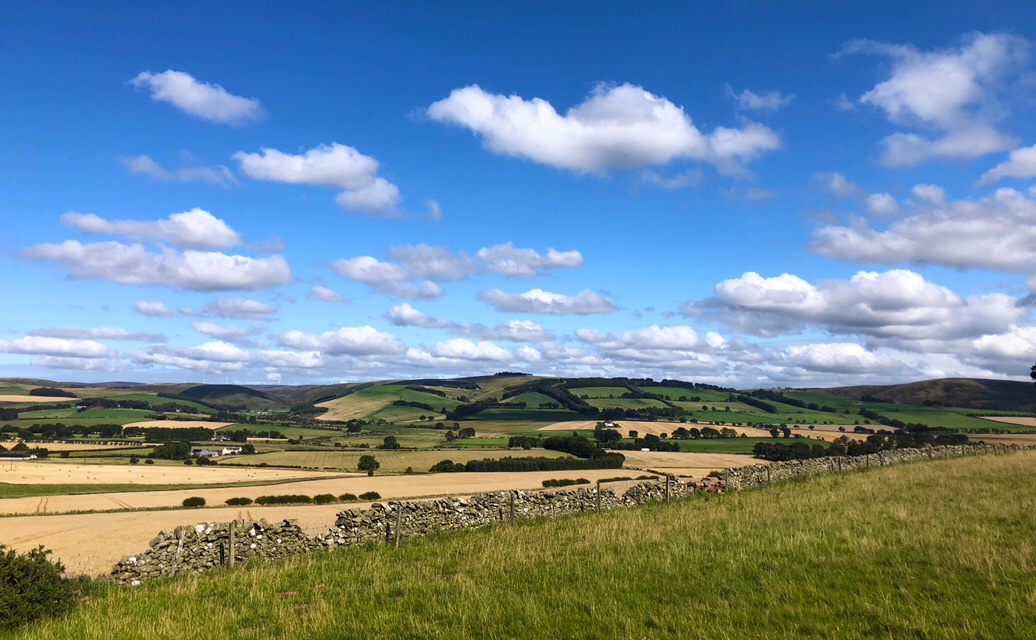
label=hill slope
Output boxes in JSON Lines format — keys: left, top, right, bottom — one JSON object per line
{"left": 819, "top": 378, "right": 1036, "bottom": 412}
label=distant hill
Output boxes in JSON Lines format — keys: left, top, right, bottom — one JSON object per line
{"left": 816, "top": 378, "right": 1036, "bottom": 412}
{"left": 174, "top": 384, "right": 287, "bottom": 412}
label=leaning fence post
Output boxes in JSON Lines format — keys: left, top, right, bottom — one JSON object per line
{"left": 509, "top": 491, "right": 515, "bottom": 526}
{"left": 596, "top": 481, "right": 601, "bottom": 513}
{"left": 394, "top": 505, "right": 402, "bottom": 549}
{"left": 228, "top": 521, "right": 235, "bottom": 567}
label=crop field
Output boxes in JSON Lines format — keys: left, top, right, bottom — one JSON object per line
{"left": 0, "top": 395, "right": 74, "bottom": 403}
{"left": 0, "top": 467, "right": 649, "bottom": 577}
{"left": 975, "top": 416, "right": 1036, "bottom": 428}
{"left": 568, "top": 386, "right": 630, "bottom": 398}
{"left": 0, "top": 462, "right": 335, "bottom": 486}
{"left": 217, "top": 448, "right": 572, "bottom": 473}
{"left": 586, "top": 397, "right": 669, "bottom": 410}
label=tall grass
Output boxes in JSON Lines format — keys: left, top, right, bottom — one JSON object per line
{"left": 18, "top": 452, "right": 1036, "bottom": 639}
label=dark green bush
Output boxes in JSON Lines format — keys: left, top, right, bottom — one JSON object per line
{"left": 182, "top": 496, "right": 205, "bottom": 508}
{"left": 255, "top": 494, "right": 312, "bottom": 505}
{"left": 339, "top": 493, "right": 358, "bottom": 501}
{"left": 542, "top": 478, "right": 591, "bottom": 488}
{"left": 359, "top": 491, "right": 381, "bottom": 501}
{"left": 313, "top": 493, "right": 337, "bottom": 504}
{"left": 225, "top": 497, "right": 253, "bottom": 506}
{"left": 0, "top": 545, "right": 80, "bottom": 631}
{"left": 144, "top": 458, "right": 155, "bottom": 465}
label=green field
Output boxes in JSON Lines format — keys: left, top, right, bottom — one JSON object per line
{"left": 586, "top": 397, "right": 669, "bottom": 410}
{"left": 568, "top": 386, "right": 630, "bottom": 398}
{"left": 671, "top": 437, "right": 777, "bottom": 454}
{"left": 20, "top": 451, "right": 1036, "bottom": 638}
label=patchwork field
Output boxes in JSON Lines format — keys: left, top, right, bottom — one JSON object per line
{"left": 124, "top": 420, "right": 234, "bottom": 430}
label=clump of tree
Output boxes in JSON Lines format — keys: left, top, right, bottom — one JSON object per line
{"left": 28, "top": 387, "right": 76, "bottom": 398}
{"left": 378, "top": 435, "right": 401, "bottom": 450}
{"left": 149, "top": 441, "right": 193, "bottom": 460}
{"left": 753, "top": 431, "right": 970, "bottom": 461}
{"left": 434, "top": 454, "right": 624, "bottom": 473}
{"left": 508, "top": 435, "right": 541, "bottom": 449}
{"left": 358, "top": 454, "right": 380, "bottom": 476}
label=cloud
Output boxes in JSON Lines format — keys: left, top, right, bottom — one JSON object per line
{"left": 130, "top": 70, "right": 264, "bottom": 125}
{"left": 778, "top": 342, "right": 910, "bottom": 375}
{"left": 234, "top": 143, "right": 401, "bottom": 215}
{"left": 479, "top": 288, "right": 618, "bottom": 315}
{"left": 429, "top": 338, "right": 512, "bottom": 361}
{"left": 201, "top": 297, "right": 278, "bottom": 321}
{"left": 27, "top": 327, "right": 166, "bottom": 343}
{"left": 576, "top": 325, "right": 701, "bottom": 350}
{"left": 121, "top": 155, "right": 237, "bottom": 187}
{"left": 427, "top": 200, "right": 443, "bottom": 221}
{"left": 865, "top": 193, "right": 900, "bottom": 215}
{"left": 133, "top": 341, "right": 250, "bottom": 373}
{"left": 277, "top": 326, "right": 406, "bottom": 356}
{"left": 818, "top": 172, "right": 867, "bottom": 199}
{"left": 308, "top": 286, "right": 349, "bottom": 304}
{"left": 61, "top": 208, "right": 240, "bottom": 250}
{"left": 811, "top": 187, "right": 1036, "bottom": 272}
{"left": 30, "top": 356, "right": 123, "bottom": 371}
{"left": 190, "top": 321, "right": 264, "bottom": 342}
{"left": 731, "top": 87, "right": 795, "bottom": 111}
{"left": 0, "top": 336, "right": 115, "bottom": 358}
{"left": 476, "top": 243, "right": 583, "bottom": 277}
{"left": 132, "top": 300, "right": 174, "bottom": 317}
{"left": 384, "top": 303, "right": 450, "bottom": 329}
{"left": 684, "top": 269, "right": 1023, "bottom": 344}
{"left": 641, "top": 169, "right": 702, "bottom": 190}
{"left": 841, "top": 32, "right": 1027, "bottom": 166}
{"left": 427, "top": 83, "right": 781, "bottom": 174}
{"left": 24, "top": 241, "right": 291, "bottom": 291}
{"left": 385, "top": 303, "right": 554, "bottom": 342}
{"left": 332, "top": 243, "right": 583, "bottom": 300}
{"left": 979, "top": 144, "right": 1036, "bottom": 185}
{"left": 388, "top": 245, "right": 478, "bottom": 281}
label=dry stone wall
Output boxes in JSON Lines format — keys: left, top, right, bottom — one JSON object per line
{"left": 722, "top": 443, "right": 1033, "bottom": 490}
{"left": 111, "top": 444, "right": 1026, "bottom": 585}
{"left": 111, "top": 476, "right": 724, "bottom": 585}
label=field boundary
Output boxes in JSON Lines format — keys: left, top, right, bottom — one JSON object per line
{"left": 110, "top": 443, "right": 1030, "bottom": 585}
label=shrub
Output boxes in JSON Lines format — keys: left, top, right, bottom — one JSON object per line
{"left": 144, "top": 458, "right": 155, "bottom": 465}
{"left": 129, "top": 456, "right": 140, "bottom": 465}
{"left": 359, "top": 491, "right": 381, "bottom": 501}
{"left": 542, "top": 478, "right": 591, "bottom": 488}
{"left": 182, "top": 458, "right": 194, "bottom": 465}
{"left": 182, "top": 497, "right": 206, "bottom": 508}
{"left": 339, "top": 493, "right": 358, "bottom": 501}
{"left": 313, "top": 493, "right": 337, "bottom": 504}
{"left": 196, "top": 456, "right": 216, "bottom": 466}
{"left": 0, "top": 545, "right": 79, "bottom": 631}
{"left": 59, "top": 451, "right": 70, "bottom": 459}
{"left": 430, "top": 459, "right": 465, "bottom": 473}
{"left": 255, "top": 494, "right": 312, "bottom": 505}
{"left": 225, "top": 497, "right": 253, "bottom": 506}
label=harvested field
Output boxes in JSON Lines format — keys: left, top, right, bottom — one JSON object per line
{"left": 0, "top": 462, "right": 336, "bottom": 485}
{"left": 316, "top": 394, "right": 394, "bottom": 422}
{"left": 966, "top": 432, "right": 1036, "bottom": 446}
{"left": 218, "top": 448, "right": 571, "bottom": 473}
{"left": 123, "top": 420, "right": 234, "bottom": 429}
{"left": 0, "top": 469, "right": 655, "bottom": 576}
{"left": 980, "top": 416, "right": 1036, "bottom": 428}
{"left": 0, "top": 395, "right": 74, "bottom": 403}
{"left": 0, "top": 468, "right": 647, "bottom": 517}
{"left": 619, "top": 451, "right": 767, "bottom": 476}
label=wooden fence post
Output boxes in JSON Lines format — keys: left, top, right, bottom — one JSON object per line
{"left": 665, "top": 476, "right": 671, "bottom": 504}
{"left": 228, "top": 521, "right": 235, "bottom": 567}
{"left": 509, "top": 491, "right": 515, "bottom": 526}
{"left": 394, "top": 506, "right": 402, "bottom": 549}
{"left": 595, "top": 481, "right": 601, "bottom": 513}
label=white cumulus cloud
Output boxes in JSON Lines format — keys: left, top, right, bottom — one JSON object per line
{"left": 427, "top": 83, "right": 781, "bottom": 174}
{"left": 133, "top": 301, "right": 174, "bottom": 317}
{"left": 61, "top": 208, "right": 240, "bottom": 250}
{"left": 121, "top": 155, "right": 237, "bottom": 187}
{"left": 479, "top": 288, "right": 618, "bottom": 315}
{"left": 130, "top": 70, "right": 264, "bottom": 125}
{"left": 429, "top": 338, "right": 512, "bottom": 361}
{"left": 234, "top": 143, "right": 401, "bottom": 215}
{"left": 277, "top": 326, "right": 406, "bottom": 356}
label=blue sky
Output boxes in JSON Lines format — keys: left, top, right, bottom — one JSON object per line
{"left": 3, "top": 1, "right": 1036, "bottom": 387}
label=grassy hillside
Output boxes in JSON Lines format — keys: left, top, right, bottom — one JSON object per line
{"left": 176, "top": 385, "right": 287, "bottom": 412}
{"left": 20, "top": 452, "right": 1036, "bottom": 639}
{"left": 820, "top": 378, "right": 1036, "bottom": 412}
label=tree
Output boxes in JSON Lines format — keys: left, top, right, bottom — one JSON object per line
{"left": 1031, "top": 361, "right": 1036, "bottom": 387}
{"left": 380, "top": 435, "right": 401, "bottom": 450}
{"left": 358, "top": 454, "right": 380, "bottom": 476}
